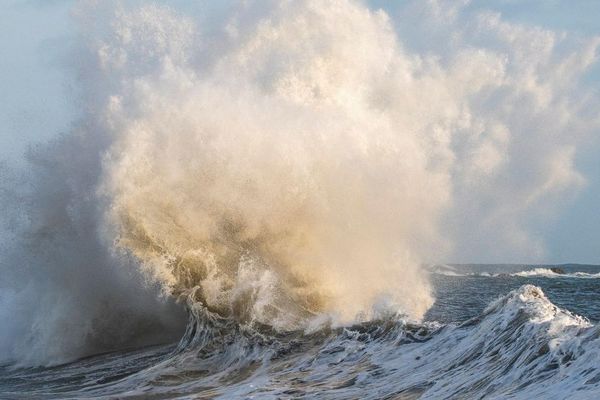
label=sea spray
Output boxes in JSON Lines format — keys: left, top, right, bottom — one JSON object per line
{"left": 0, "top": 0, "right": 598, "bottom": 366}
{"left": 100, "top": 1, "right": 445, "bottom": 328}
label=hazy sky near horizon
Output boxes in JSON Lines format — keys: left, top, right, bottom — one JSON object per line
{"left": 1, "top": 0, "right": 599, "bottom": 264}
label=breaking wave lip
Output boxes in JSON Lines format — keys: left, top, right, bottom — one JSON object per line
{"left": 6, "top": 284, "right": 599, "bottom": 399}
{"left": 431, "top": 265, "right": 600, "bottom": 279}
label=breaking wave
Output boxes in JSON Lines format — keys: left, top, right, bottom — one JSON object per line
{"left": 2, "top": 285, "right": 599, "bottom": 399}
{"left": 0, "top": 0, "right": 599, "bottom": 368}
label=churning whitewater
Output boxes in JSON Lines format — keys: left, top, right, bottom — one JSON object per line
{"left": 1, "top": 0, "right": 600, "bottom": 398}
{"left": 2, "top": 281, "right": 600, "bottom": 399}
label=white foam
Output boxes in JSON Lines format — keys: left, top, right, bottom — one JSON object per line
{"left": 7, "top": 285, "right": 597, "bottom": 399}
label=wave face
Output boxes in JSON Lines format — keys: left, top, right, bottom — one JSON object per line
{"left": 1, "top": 0, "right": 600, "bottom": 369}
{"left": 2, "top": 285, "right": 599, "bottom": 399}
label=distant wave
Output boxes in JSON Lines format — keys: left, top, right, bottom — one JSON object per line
{"left": 431, "top": 265, "right": 600, "bottom": 279}
{"left": 511, "top": 268, "right": 600, "bottom": 279}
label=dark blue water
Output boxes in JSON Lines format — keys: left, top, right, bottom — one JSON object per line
{"left": 426, "top": 264, "right": 600, "bottom": 323}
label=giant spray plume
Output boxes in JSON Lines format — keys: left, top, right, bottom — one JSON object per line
{"left": 0, "top": 0, "right": 598, "bottom": 365}
{"left": 98, "top": 0, "right": 447, "bottom": 327}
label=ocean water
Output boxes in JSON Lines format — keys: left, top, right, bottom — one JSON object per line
{"left": 2, "top": 3, "right": 600, "bottom": 398}
{"left": 1, "top": 264, "right": 599, "bottom": 399}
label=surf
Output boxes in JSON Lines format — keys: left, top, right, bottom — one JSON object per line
{"left": 1, "top": 284, "right": 598, "bottom": 399}
{"left": 1, "top": 1, "right": 599, "bottom": 386}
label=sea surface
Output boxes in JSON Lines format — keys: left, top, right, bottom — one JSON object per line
{"left": 1, "top": 264, "right": 600, "bottom": 399}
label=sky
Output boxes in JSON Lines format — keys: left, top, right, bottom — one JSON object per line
{"left": 463, "top": 2, "right": 600, "bottom": 264}
{"left": 1, "top": 0, "right": 599, "bottom": 264}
